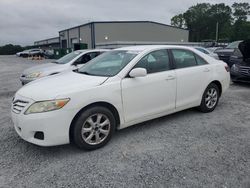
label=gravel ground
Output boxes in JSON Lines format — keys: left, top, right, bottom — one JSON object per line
{"left": 0, "top": 55, "right": 250, "bottom": 188}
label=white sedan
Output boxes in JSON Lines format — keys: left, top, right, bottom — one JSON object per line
{"left": 20, "top": 49, "right": 109, "bottom": 85}
{"left": 11, "top": 45, "right": 230, "bottom": 150}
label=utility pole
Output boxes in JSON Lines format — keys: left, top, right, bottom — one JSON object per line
{"left": 215, "top": 22, "right": 219, "bottom": 42}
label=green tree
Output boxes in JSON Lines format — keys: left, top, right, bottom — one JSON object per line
{"left": 231, "top": 2, "right": 250, "bottom": 40}
{"left": 182, "top": 3, "right": 211, "bottom": 42}
{"left": 170, "top": 2, "right": 250, "bottom": 42}
{"left": 0, "top": 44, "right": 23, "bottom": 55}
{"left": 207, "top": 4, "right": 232, "bottom": 41}
{"left": 171, "top": 14, "right": 186, "bottom": 28}
{"left": 232, "top": 2, "right": 250, "bottom": 21}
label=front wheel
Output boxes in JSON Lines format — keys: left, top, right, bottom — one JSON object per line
{"left": 72, "top": 106, "right": 116, "bottom": 150}
{"left": 198, "top": 83, "right": 219, "bottom": 113}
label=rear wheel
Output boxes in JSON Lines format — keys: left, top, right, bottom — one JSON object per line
{"left": 72, "top": 106, "right": 116, "bottom": 150}
{"left": 198, "top": 83, "right": 219, "bottom": 113}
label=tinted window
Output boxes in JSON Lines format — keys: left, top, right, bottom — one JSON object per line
{"left": 56, "top": 51, "right": 82, "bottom": 64}
{"left": 232, "top": 49, "right": 243, "bottom": 58}
{"left": 172, "top": 49, "right": 197, "bottom": 69}
{"left": 195, "top": 55, "right": 207, "bottom": 65}
{"left": 89, "top": 52, "right": 101, "bottom": 59}
{"left": 135, "top": 50, "right": 170, "bottom": 74}
{"left": 226, "top": 41, "right": 242, "bottom": 49}
{"left": 75, "top": 52, "right": 102, "bottom": 65}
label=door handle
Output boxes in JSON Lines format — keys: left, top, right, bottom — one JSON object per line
{"left": 166, "top": 75, "right": 175, "bottom": 80}
{"left": 203, "top": 68, "right": 210, "bottom": 72}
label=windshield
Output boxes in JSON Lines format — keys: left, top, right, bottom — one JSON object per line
{"left": 78, "top": 50, "right": 139, "bottom": 77}
{"left": 55, "top": 51, "right": 82, "bottom": 64}
{"left": 226, "top": 41, "right": 242, "bottom": 49}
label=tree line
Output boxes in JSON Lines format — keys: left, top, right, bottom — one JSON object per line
{"left": 0, "top": 44, "right": 34, "bottom": 55}
{"left": 171, "top": 2, "right": 250, "bottom": 42}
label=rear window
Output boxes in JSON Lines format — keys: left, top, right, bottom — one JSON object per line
{"left": 232, "top": 49, "right": 243, "bottom": 58}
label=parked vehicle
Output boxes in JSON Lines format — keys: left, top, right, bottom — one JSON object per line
{"left": 215, "top": 41, "right": 242, "bottom": 65}
{"left": 44, "top": 50, "right": 54, "bottom": 59}
{"left": 11, "top": 45, "right": 230, "bottom": 150}
{"left": 16, "top": 49, "right": 44, "bottom": 58}
{"left": 20, "top": 49, "right": 109, "bottom": 85}
{"left": 194, "top": 47, "right": 219, "bottom": 59}
{"left": 230, "top": 40, "right": 250, "bottom": 83}
{"left": 206, "top": 47, "right": 223, "bottom": 53}
{"left": 16, "top": 50, "right": 29, "bottom": 57}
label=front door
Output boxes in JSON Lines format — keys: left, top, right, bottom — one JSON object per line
{"left": 121, "top": 49, "right": 176, "bottom": 123}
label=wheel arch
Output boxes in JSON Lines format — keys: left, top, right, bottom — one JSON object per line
{"left": 69, "top": 101, "right": 121, "bottom": 143}
{"left": 210, "top": 80, "right": 222, "bottom": 97}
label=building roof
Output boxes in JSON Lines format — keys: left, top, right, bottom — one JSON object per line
{"left": 34, "top": 37, "right": 59, "bottom": 44}
{"left": 58, "top": 21, "right": 188, "bottom": 33}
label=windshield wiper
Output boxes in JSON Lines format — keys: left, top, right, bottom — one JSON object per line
{"left": 51, "top": 61, "right": 59, "bottom": 64}
{"left": 77, "top": 71, "right": 94, "bottom": 75}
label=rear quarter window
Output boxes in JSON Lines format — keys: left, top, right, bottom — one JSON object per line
{"left": 172, "top": 49, "right": 197, "bottom": 69}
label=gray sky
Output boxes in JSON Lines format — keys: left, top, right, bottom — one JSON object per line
{"left": 0, "top": 0, "right": 247, "bottom": 46}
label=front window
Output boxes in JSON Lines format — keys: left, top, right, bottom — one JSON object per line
{"left": 55, "top": 51, "right": 83, "bottom": 64}
{"left": 134, "top": 50, "right": 170, "bottom": 73}
{"left": 77, "top": 50, "right": 139, "bottom": 77}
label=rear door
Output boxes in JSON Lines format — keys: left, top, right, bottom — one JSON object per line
{"left": 170, "top": 49, "right": 212, "bottom": 109}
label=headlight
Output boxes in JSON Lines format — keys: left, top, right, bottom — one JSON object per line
{"left": 231, "top": 64, "right": 239, "bottom": 72}
{"left": 26, "top": 72, "right": 42, "bottom": 78}
{"left": 25, "top": 98, "right": 70, "bottom": 114}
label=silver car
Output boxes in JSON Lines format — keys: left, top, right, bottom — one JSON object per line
{"left": 194, "top": 47, "right": 219, "bottom": 59}
{"left": 20, "top": 49, "right": 109, "bottom": 85}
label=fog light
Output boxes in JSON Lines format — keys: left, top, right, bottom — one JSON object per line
{"left": 34, "top": 131, "right": 44, "bottom": 140}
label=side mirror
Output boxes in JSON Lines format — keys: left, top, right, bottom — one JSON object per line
{"left": 129, "top": 68, "right": 147, "bottom": 78}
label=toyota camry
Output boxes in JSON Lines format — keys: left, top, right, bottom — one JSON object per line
{"left": 11, "top": 45, "right": 230, "bottom": 150}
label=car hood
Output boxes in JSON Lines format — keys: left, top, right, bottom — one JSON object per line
{"left": 17, "top": 71, "right": 109, "bottom": 101}
{"left": 22, "top": 63, "right": 67, "bottom": 76}
{"left": 239, "top": 40, "right": 250, "bottom": 60}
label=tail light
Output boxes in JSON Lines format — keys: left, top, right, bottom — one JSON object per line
{"left": 225, "top": 65, "right": 230, "bottom": 72}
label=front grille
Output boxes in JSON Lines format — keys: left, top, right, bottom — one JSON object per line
{"left": 239, "top": 66, "right": 250, "bottom": 76}
{"left": 12, "top": 99, "right": 29, "bottom": 114}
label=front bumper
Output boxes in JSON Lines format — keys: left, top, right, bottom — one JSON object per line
{"left": 11, "top": 99, "right": 78, "bottom": 146}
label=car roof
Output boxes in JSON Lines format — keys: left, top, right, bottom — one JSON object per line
{"left": 114, "top": 45, "right": 198, "bottom": 52}
{"left": 75, "top": 49, "right": 110, "bottom": 53}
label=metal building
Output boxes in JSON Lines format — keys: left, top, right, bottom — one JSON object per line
{"left": 58, "top": 21, "right": 189, "bottom": 49}
{"left": 34, "top": 37, "right": 60, "bottom": 49}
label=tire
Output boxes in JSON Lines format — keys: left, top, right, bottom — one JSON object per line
{"left": 198, "top": 83, "right": 220, "bottom": 113}
{"left": 72, "top": 106, "right": 116, "bottom": 150}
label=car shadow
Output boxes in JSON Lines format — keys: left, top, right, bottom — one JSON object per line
{"left": 231, "top": 82, "right": 250, "bottom": 88}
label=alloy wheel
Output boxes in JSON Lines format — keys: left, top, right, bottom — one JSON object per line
{"left": 205, "top": 88, "right": 218, "bottom": 109}
{"left": 81, "top": 113, "right": 111, "bottom": 145}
